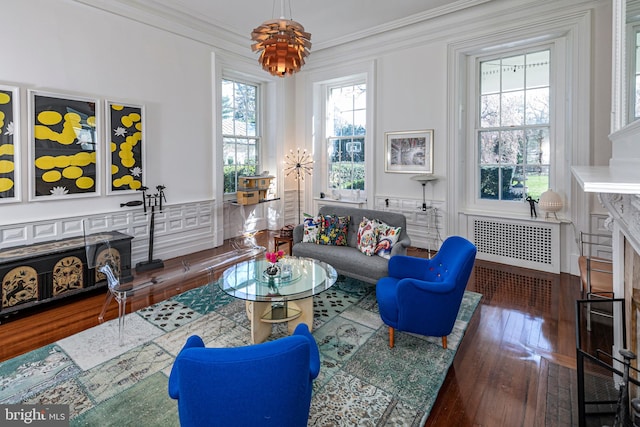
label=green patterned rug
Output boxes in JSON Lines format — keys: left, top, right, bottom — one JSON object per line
{"left": 0, "top": 277, "right": 481, "bottom": 426}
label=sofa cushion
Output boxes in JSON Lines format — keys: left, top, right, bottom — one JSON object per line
{"left": 317, "top": 215, "right": 349, "bottom": 246}
{"left": 375, "top": 222, "right": 402, "bottom": 259}
{"left": 357, "top": 217, "right": 380, "bottom": 256}
{"left": 317, "top": 206, "right": 409, "bottom": 249}
{"left": 293, "top": 243, "right": 389, "bottom": 282}
{"left": 302, "top": 216, "right": 321, "bottom": 243}
{"left": 293, "top": 206, "right": 412, "bottom": 285}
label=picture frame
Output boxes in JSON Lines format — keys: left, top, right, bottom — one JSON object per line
{"left": 28, "top": 90, "right": 101, "bottom": 200}
{"left": 385, "top": 130, "right": 434, "bottom": 174}
{"left": 105, "top": 100, "right": 145, "bottom": 194}
{"left": 0, "top": 85, "right": 20, "bottom": 203}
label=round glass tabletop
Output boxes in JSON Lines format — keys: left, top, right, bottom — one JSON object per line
{"left": 218, "top": 256, "right": 337, "bottom": 302}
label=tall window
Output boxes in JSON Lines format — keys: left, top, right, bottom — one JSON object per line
{"left": 221, "top": 78, "right": 260, "bottom": 194}
{"left": 633, "top": 29, "right": 640, "bottom": 120}
{"left": 326, "top": 83, "right": 366, "bottom": 193}
{"left": 478, "top": 49, "right": 550, "bottom": 201}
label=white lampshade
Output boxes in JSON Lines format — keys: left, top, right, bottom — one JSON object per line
{"left": 411, "top": 174, "right": 438, "bottom": 184}
{"left": 539, "top": 189, "right": 563, "bottom": 220}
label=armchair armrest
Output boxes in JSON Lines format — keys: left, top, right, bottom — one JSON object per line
{"left": 388, "top": 255, "right": 429, "bottom": 280}
{"left": 397, "top": 277, "right": 456, "bottom": 295}
{"left": 168, "top": 335, "right": 205, "bottom": 399}
{"left": 293, "top": 323, "right": 320, "bottom": 379}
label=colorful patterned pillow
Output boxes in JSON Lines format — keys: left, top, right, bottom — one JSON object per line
{"left": 302, "top": 216, "right": 321, "bottom": 243}
{"left": 357, "top": 217, "right": 380, "bottom": 256}
{"left": 375, "top": 222, "right": 402, "bottom": 259}
{"left": 318, "top": 215, "right": 349, "bottom": 246}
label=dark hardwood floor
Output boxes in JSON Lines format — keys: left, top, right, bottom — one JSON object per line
{"left": 0, "top": 231, "right": 582, "bottom": 426}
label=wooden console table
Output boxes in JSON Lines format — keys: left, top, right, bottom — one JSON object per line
{"left": 0, "top": 231, "right": 133, "bottom": 317}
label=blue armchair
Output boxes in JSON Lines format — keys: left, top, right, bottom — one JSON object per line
{"left": 376, "top": 236, "right": 477, "bottom": 349}
{"left": 168, "top": 323, "right": 320, "bottom": 426}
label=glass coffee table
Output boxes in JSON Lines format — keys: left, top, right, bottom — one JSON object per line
{"left": 219, "top": 256, "right": 337, "bottom": 343}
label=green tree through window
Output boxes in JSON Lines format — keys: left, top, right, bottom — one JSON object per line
{"left": 221, "top": 79, "right": 260, "bottom": 194}
{"left": 478, "top": 49, "right": 550, "bottom": 201}
{"left": 327, "top": 83, "right": 366, "bottom": 192}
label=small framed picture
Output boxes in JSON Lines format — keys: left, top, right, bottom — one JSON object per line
{"left": 385, "top": 130, "right": 434, "bottom": 174}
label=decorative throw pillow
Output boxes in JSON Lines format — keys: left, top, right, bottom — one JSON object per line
{"left": 302, "top": 215, "right": 321, "bottom": 243}
{"left": 375, "top": 222, "right": 402, "bottom": 259}
{"left": 318, "top": 215, "right": 349, "bottom": 246}
{"left": 357, "top": 217, "right": 380, "bottom": 256}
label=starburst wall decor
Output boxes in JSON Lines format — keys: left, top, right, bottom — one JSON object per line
{"left": 284, "top": 148, "right": 313, "bottom": 223}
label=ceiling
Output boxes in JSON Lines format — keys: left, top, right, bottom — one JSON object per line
{"left": 84, "top": 0, "right": 491, "bottom": 51}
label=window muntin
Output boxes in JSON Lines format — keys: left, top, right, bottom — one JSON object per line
{"left": 478, "top": 49, "right": 550, "bottom": 201}
{"left": 326, "top": 83, "right": 366, "bottom": 192}
{"left": 221, "top": 79, "right": 259, "bottom": 194}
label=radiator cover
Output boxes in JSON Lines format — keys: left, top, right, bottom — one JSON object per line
{"left": 469, "top": 216, "right": 560, "bottom": 273}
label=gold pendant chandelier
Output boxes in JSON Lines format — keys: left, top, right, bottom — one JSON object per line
{"left": 250, "top": 0, "right": 311, "bottom": 77}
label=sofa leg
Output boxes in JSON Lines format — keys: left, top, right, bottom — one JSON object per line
{"left": 441, "top": 336, "right": 447, "bottom": 349}
{"left": 389, "top": 327, "right": 395, "bottom": 348}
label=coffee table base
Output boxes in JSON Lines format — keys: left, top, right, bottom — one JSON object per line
{"left": 246, "top": 298, "right": 314, "bottom": 343}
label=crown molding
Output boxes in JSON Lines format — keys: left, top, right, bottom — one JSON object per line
{"left": 300, "top": 0, "right": 597, "bottom": 72}
{"left": 72, "top": 0, "right": 494, "bottom": 54}
{"left": 72, "top": 0, "right": 253, "bottom": 59}
{"left": 311, "top": 0, "right": 493, "bottom": 51}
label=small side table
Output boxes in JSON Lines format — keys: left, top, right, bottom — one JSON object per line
{"left": 274, "top": 235, "right": 293, "bottom": 255}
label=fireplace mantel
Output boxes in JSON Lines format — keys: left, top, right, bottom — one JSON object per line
{"left": 571, "top": 112, "right": 640, "bottom": 251}
{"left": 571, "top": 117, "right": 640, "bottom": 196}
{"left": 571, "top": 166, "right": 640, "bottom": 194}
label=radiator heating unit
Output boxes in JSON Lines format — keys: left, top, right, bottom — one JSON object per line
{"left": 469, "top": 216, "right": 560, "bottom": 274}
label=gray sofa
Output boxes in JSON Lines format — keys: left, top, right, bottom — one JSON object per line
{"left": 292, "top": 206, "right": 411, "bottom": 284}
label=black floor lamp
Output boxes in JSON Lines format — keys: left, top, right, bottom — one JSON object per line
{"left": 411, "top": 174, "right": 439, "bottom": 258}
{"left": 411, "top": 174, "right": 438, "bottom": 211}
{"left": 284, "top": 148, "right": 313, "bottom": 224}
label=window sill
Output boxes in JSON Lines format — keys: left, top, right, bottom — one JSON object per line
{"left": 314, "top": 197, "right": 366, "bottom": 205}
{"left": 461, "top": 207, "right": 569, "bottom": 224}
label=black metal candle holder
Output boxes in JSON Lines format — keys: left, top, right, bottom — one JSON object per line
{"left": 123, "top": 185, "right": 167, "bottom": 273}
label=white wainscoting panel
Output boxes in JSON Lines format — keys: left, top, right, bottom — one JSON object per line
{"left": 374, "top": 196, "right": 447, "bottom": 252}
{"left": 0, "top": 200, "right": 218, "bottom": 266}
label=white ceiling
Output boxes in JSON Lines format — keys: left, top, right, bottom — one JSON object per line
{"left": 85, "top": 0, "right": 491, "bottom": 51}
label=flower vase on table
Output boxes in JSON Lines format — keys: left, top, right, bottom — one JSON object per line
{"left": 264, "top": 250, "right": 284, "bottom": 277}
{"left": 265, "top": 263, "right": 280, "bottom": 276}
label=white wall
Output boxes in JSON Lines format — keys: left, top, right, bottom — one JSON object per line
{"left": 375, "top": 42, "right": 448, "bottom": 202}
{"left": 292, "top": 0, "right": 612, "bottom": 272}
{"left": 297, "top": 0, "right": 612, "bottom": 218}
{"left": 0, "top": 0, "right": 614, "bottom": 272}
{"left": 0, "top": 0, "right": 216, "bottom": 225}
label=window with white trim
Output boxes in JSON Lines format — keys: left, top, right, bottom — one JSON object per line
{"left": 326, "top": 82, "right": 366, "bottom": 194}
{"left": 477, "top": 48, "right": 551, "bottom": 202}
{"left": 221, "top": 78, "right": 260, "bottom": 194}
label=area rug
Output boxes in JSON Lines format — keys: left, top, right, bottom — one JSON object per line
{"left": 0, "top": 277, "right": 481, "bottom": 426}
